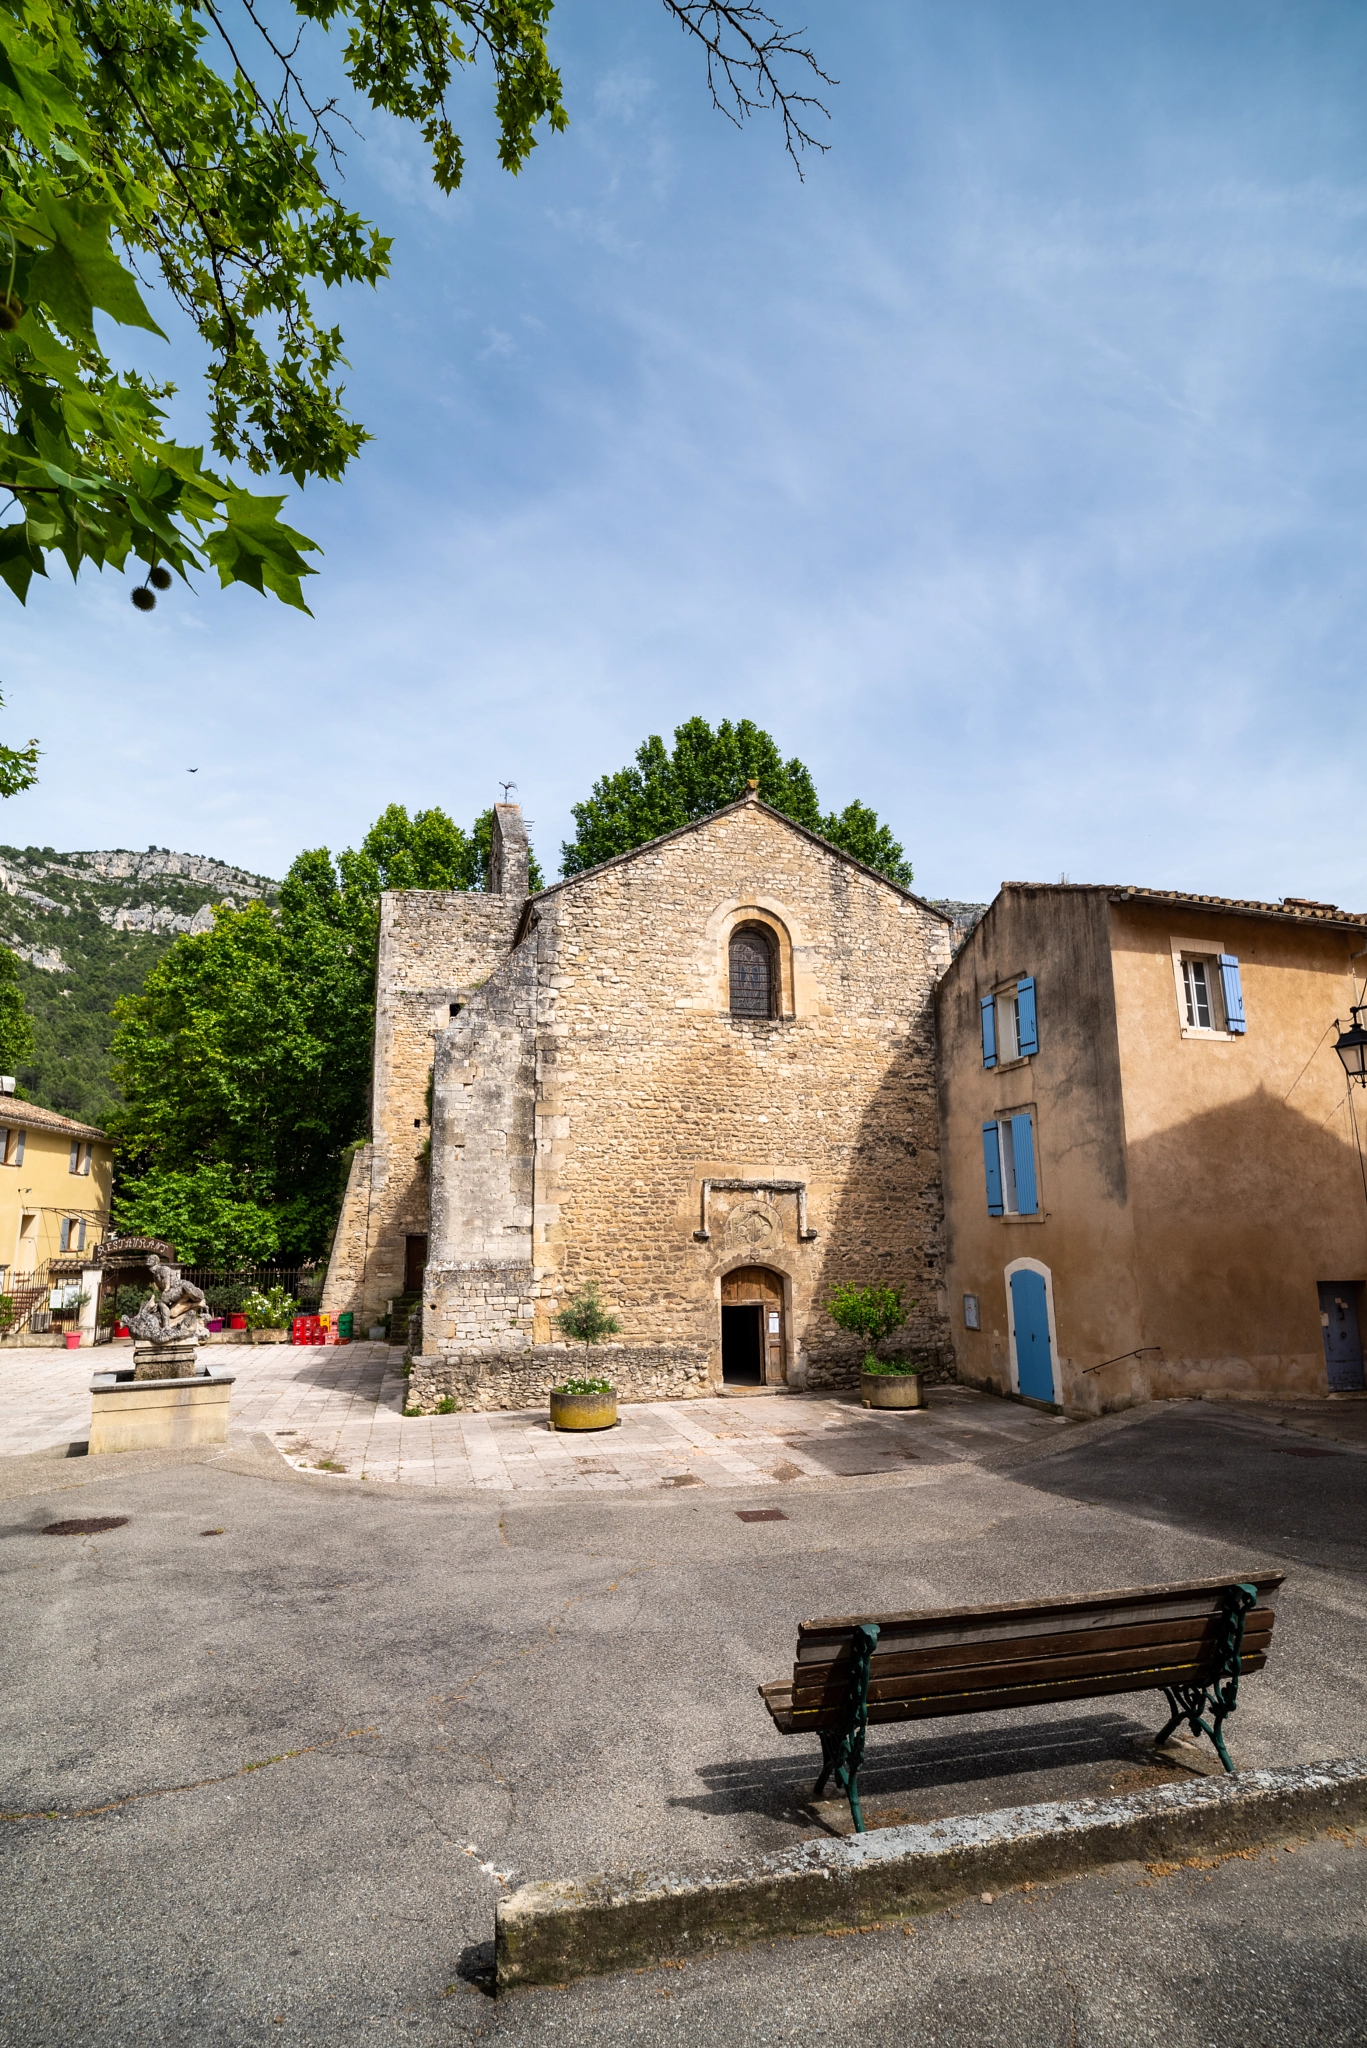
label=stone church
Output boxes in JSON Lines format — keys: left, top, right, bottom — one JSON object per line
{"left": 323, "top": 790, "right": 954, "bottom": 1410}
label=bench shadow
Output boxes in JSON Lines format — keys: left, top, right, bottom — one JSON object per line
{"left": 674, "top": 1709, "right": 1173, "bottom": 1823}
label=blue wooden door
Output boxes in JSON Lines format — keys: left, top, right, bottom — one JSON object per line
{"left": 1318, "top": 1283, "right": 1365, "bottom": 1392}
{"left": 1010, "top": 1269, "right": 1055, "bottom": 1402}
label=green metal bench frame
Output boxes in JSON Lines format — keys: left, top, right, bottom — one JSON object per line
{"left": 804, "top": 1581, "right": 1263, "bottom": 1834}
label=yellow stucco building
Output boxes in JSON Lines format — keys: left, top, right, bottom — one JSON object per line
{"left": 0, "top": 1095, "right": 113, "bottom": 1303}
{"left": 939, "top": 883, "right": 1367, "bottom": 1413}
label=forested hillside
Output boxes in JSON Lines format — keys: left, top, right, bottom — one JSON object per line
{"left": 0, "top": 848, "right": 278, "bottom": 1126}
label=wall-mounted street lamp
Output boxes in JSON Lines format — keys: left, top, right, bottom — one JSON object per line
{"left": 1335, "top": 1006, "right": 1367, "bottom": 1087}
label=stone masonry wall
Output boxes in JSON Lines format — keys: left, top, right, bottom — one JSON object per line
{"left": 418, "top": 795, "right": 956, "bottom": 1403}
{"left": 406, "top": 1342, "right": 711, "bottom": 1413}
{"left": 321, "top": 887, "right": 525, "bottom": 1327}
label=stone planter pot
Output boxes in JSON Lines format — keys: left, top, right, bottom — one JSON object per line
{"left": 549, "top": 1387, "right": 618, "bottom": 1431}
{"left": 861, "top": 1370, "right": 925, "bottom": 1410}
{"left": 249, "top": 1326, "right": 289, "bottom": 1345}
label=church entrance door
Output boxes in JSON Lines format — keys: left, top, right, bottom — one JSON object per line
{"left": 721, "top": 1267, "right": 785, "bottom": 1385}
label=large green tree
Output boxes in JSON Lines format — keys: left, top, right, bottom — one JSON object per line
{"left": 108, "top": 798, "right": 542, "bottom": 1258}
{"left": 561, "top": 717, "right": 914, "bottom": 888}
{"left": 1, "top": 1, "right": 830, "bottom": 610}
{"left": 0, "top": 940, "right": 35, "bottom": 1073}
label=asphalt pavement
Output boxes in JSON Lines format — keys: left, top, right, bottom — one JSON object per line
{"left": 2, "top": 1392, "right": 1365, "bottom": 2044}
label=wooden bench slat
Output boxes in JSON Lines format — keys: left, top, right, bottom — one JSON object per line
{"left": 796, "top": 1573, "right": 1284, "bottom": 1645}
{"left": 791, "top": 1632, "right": 1273, "bottom": 1711}
{"left": 793, "top": 1611, "right": 1274, "bottom": 1686}
{"left": 762, "top": 1573, "right": 1278, "bottom": 1828}
{"left": 796, "top": 1582, "right": 1283, "bottom": 1662}
{"left": 779, "top": 1654, "right": 1269, "bottom": 1732}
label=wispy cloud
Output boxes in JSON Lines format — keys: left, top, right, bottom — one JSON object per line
{"left": 6, "top": 1, "right": 1366, "bottom": 910}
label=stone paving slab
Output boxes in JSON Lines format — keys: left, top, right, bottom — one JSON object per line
{"left": 0, "top": 1340, "right": 1083, "bottom": 1494}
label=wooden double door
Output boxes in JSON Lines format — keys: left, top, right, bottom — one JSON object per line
{"left": 721, "top": 1267, "right": 785, "bottom": 1385}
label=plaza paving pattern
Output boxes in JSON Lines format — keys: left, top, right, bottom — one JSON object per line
{"left": 0, "top": 1338, "right": 1085, "bottom": 1490}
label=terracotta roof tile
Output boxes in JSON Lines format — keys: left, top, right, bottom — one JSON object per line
{"left": 0, "top": 1099, "right": 108, "bottom": 1140}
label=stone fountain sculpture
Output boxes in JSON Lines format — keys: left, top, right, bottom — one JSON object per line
{"left": 126, "top": 1253, "right": 211, "bottom": 1380}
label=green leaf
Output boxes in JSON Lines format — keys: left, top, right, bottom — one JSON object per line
{"left": 205, "top": 491, "right": 318, "bottom": 612}
{"left": 0, "top": 524, "right": 43, "bottom": 603}
{"left": 28, "top": 202, "right": 165, "bottom": 339}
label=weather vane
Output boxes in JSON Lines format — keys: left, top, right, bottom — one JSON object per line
{"left": 499, "top": 781, "right": 517, "bottom": 802}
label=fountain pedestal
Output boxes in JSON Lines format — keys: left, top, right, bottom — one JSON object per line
{"left": 133, "top": 1341, "right": 198, "bottom": 1380}
{"left": 90, "top": 1254, "right": 232, "bottom": 1452}
{"left": 89, "top": 1362, "right": 235, "bottom": 1454}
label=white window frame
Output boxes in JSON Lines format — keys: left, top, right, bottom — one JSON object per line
{"left": 1169, "top": 936, "right": 1235, "bottom": 1041}
{"left": 996, "top": 988, "right": 1021, "bottom": 1064}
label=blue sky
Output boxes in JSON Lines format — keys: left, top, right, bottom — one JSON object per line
{"left": 6, "top": 1, "right": 1367, "bottom": 904}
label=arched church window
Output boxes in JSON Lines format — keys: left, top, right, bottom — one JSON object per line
{"left": 729, "top": 925, "right": 775, "bottom": 1018}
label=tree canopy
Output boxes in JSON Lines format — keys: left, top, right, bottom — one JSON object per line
{"left": 560, "top": 717, "right": 914, "bottom": 888}
{"left": 1, "top": 1, "right": 830, "bottom": 610}
{"left": 108, "top": 797, "right": 541, "bottom": 1258}
{"left": 0, "top": 941, "right": 35, "bottom": 1074}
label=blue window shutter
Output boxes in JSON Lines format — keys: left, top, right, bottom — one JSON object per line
{"left": 980, "top": 996, "right": 997, "bottom": 1069}
{"left": 1218, "top": 955, "right": 1246, "bottom": 1034}
{"left": 1012, "top": 1113, "right": 1039, "bottom": 1214}
{"left": 59, "top": 1218, "right": 70, "bottom": 1252}
{"left": 1016, "top": 976, "right": 1038, "bottom": 1056}
{"left": 982, "top": 1122, "right": 1004, "bottom": 1215}
{"left": 13, "top": 1130, "right": 23, "bottom": 1165}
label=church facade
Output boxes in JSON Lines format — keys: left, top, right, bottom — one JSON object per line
{"left": 323, "top": 792, "right": 954, "bottom": 1410}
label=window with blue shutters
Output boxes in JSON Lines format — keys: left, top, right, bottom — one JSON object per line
{"left": 983, "top": 1113, "right": 1040, "bottom": 1217}
{"left": 1173, "top": 942, "right": 1247, "bottom": 1038}
{"left": 985, "top": 980, "right": 1039, "bottom": 1065}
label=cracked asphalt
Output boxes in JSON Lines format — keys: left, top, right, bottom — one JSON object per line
{"left": 2, "top": 1392, "right": 1365, "bottom": 2043}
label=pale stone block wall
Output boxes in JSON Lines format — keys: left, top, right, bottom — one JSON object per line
{"left": 417, "top": 797, "right": 955, "bottom": 1411}
{"left": 321, "top": 887, "right": 526, "bottom": 1327}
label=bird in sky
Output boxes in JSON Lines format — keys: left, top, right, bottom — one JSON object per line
{"left": 188, "top": 768, "right": 199, "bottom": 773}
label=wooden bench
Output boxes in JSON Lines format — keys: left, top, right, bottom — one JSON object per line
{"left": 760, "top": 1572, "right": 1284, "bottom": 1832}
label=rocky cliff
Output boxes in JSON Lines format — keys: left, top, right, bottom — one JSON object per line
{"left": 0, "top": 845, "right": 278, "bottom": 1125}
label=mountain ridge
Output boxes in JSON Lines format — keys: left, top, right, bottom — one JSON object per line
{"left": 0, "top": 843, "right": 279, "bottom": 1126}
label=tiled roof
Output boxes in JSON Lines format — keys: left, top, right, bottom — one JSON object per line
{"left": 0, "top": 1099, "right": 107, "bottom": 1140}
{"left": 1000, "top": 882, "right": 1367, "bottom": 932}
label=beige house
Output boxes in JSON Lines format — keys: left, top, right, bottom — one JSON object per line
{"left": 938, "top": 883, "right": 1367, "bottom": 1414}
{"left": 0, "top": 1095, "right": 112, "bottom": 1331}
{"left": 325, "top": 795, "right": 954, "bottom": 1409}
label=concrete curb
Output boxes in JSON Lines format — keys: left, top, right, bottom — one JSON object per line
{"left": 495, "top": 1756, "right": 1367, "bottom": 1992}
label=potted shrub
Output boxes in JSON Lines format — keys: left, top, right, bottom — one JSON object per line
{"left": 859, "top": 1357, "right": 925, "bottom": 1409}
{"left": 549, "top": 1374, "right": 618, "bottom": 1431}
{"left": 824, "top": 1284, "right": 926, "bottom": 1409}
{"left": 550, "top": 1282, "right": 621, "bottom": 1430}
{"left": 242, "top": 1284, "right": 298, "bottom": 1344}
{"left": 59, "top": 1291, "right": 91, "bottom": 1349}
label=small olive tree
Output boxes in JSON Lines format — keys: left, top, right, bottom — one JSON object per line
{"left": 554, "top": 1280, "right": 622, "bottom": 1387}
{"left": 824, "top": 1285, "right": 912, "bottom": 1371}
